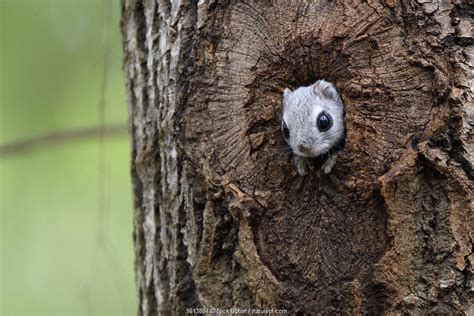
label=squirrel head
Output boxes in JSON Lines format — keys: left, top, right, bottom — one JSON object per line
{"left": 281, "top": 80, "right": 345, "bottom": 157}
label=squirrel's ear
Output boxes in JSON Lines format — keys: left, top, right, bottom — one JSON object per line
{"left": 283, "top": 88, "right": 292, "bottom": 99}
{"left": 312, "top": 80, "right": 338, "bottom": 100}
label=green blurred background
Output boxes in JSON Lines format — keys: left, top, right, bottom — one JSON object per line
{"left": 0, "top": 0, "right": 136, "bottom": 315}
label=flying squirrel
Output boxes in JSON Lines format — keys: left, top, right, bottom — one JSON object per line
{"left": 281, "top": 80, "right": 345, "bottom": 175}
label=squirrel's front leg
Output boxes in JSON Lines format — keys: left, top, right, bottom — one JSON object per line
{"left": 321, "top": 153, "right": 338, "bottom": 174}
{"left": 293, "top": 155, "right": 312, "bottom": 176}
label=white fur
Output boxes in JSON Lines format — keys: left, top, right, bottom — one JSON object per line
{"left": 282, "top": 80, "right": 344, "bottom": 175}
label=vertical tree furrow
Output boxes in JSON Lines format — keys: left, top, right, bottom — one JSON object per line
{"left": 143, "top": 1, "right": 171, "bottom": 313}
{"left": 122, "top": 1, "right": 159, "bottom": 314}
{"left": 123, "top": 0, "right": 200, "bottom": 314}
{"left": 152, "top": 0, "right": 199, "bottom": 313}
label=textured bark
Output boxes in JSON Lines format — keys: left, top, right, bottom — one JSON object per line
{"left": 121, "top": 0, "right": 473, "bottom": 314}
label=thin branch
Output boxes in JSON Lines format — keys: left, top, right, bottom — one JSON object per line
{"left": 0, "top": 124, "right": 127, "bottom": 158}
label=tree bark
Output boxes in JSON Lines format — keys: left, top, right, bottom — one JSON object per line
{"left": 121, "top": 0, "right": 473, "bottom": 314}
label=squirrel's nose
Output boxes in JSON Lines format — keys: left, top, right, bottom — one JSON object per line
{"left": 298, "top": 144, "right": 310, "bottom": 153}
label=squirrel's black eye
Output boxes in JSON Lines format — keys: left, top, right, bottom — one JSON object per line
{"left": 317, "top": 112, "right": 332, "bottom": 131}
{"left": 282, "top": 121, "right": 290, "bottom": 139}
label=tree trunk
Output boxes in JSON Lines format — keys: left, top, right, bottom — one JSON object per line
{"left": 121, "top": 0, "right": 473, "bottom": 314}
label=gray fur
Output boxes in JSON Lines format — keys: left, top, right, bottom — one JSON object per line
{"left": 282, "top": 80, "right": 345, "bottom": 175}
